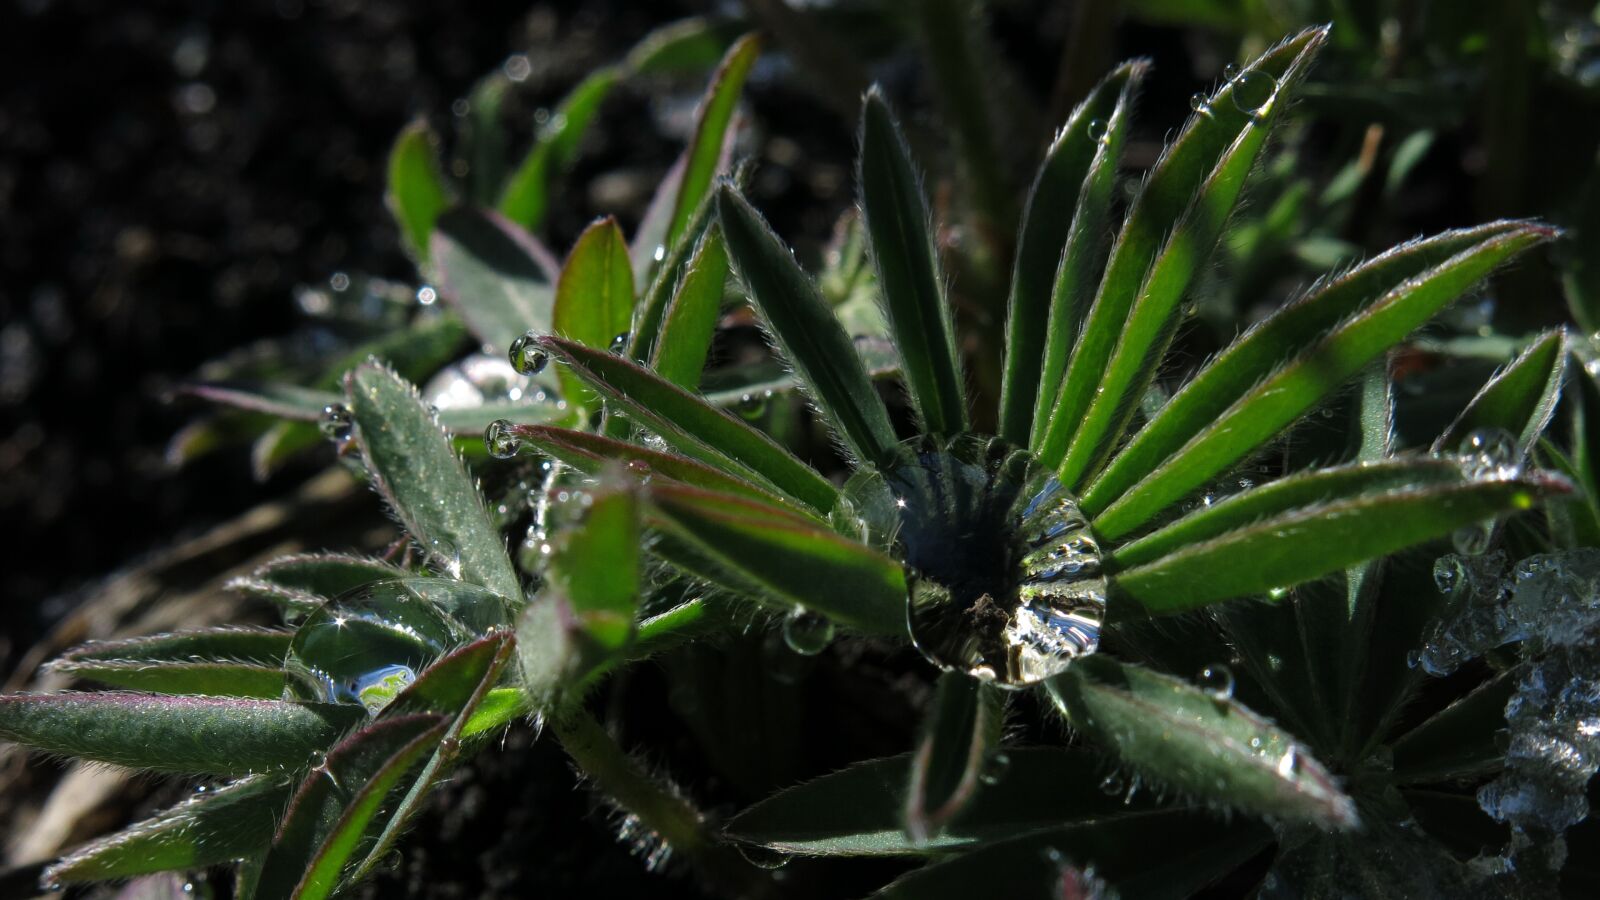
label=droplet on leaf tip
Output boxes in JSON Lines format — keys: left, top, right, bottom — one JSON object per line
{"left": 782, "top": 606, "right": 834, "bottom": 656}
{"left": 509, "top": 330, "right": 550, "bottom": 375}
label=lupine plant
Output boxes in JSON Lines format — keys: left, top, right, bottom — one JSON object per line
{"left": 0, "top": 23, "right": 1582, "bottom": 899}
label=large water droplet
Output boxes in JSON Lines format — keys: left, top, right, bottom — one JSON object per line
{"left": 782, "top": 606, "right": 835, "bottom": 656}
{"left": 847, "top": 434, "right": 1107, "bottom": 687}
{"left": 1197, "top": 664, "right": 1235, "bottom": 701}
{"left": 509, "top": 330, "right": 549, "bottom": 375}
{"left": 1459, "top": 427, "right": 1519, "bottom": 481}
{"left": 1229, "top": 70, "right": 1278, "bottom": 116}
{"left": 484, "top": 419, "right": 521, "bottom": 459}
{"left": 319, "top": 403, "right": 354, "bottom": 444}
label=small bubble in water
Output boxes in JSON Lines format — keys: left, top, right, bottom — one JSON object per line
{"left": 320, "top": 404, "right": 354, "bottom": 443}
{"left": 610, "top": 332, "right": 630, "bottom": 354}
{"left": 737, "top": 391, "right": 770, "bottom": 420}
{"left": 1197, "top": 664, "right": 1235, "bottom": 701}
{"left": 484, "top": 419, "right": 521, "bottom": 459}
{"left": 1086, "top": 118, "right": 1109, "bottom": 144}
{"left": 509, "top": 331, "right": 549, "bottom": 375}
{"left": 782, "top": 606, "right": 835, "bottom": 656}
{"left": 1189, "top": 93, "right": 1212, "bottom": 115}
{"left": 1230, "top": 70, "right": 1278, "bottom": 116}
{"left": 979, "top": 751, "right": 1011, "bottom": 786}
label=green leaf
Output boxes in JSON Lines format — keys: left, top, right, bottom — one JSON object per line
{"left": 0, "top": 693, "right": 363, "bottom": 776}
{"left": 717, "top": 184, "right": 898, "bottom": 467}
{"left": 45, "top": 775, "right": 292, "bottom": 885}
{"left": 1108, "top": 458, "right": 1466, "bottom": 571}
{"left": 1112, "top": 470, "right": 1564, "bottom": 615}
{"left": 227, "top": 553, "right": 408, "bottom": 619}
{"left": 1000, "top": 60, "right": 1145, "bottom": 445}
{"left": 646, "top": 483, "right": 906, "bottom": 635}
{"left": 385, "top": 119, "right": 452, "bottom": 263}
{"left": 345, "top": 363, "right": 522, "bottom": 603}
{"left": 460, "top": 687, "right": 528, "bottom": 739}
{"left": 431, "top": 208, "right": 557, "bottom": 353}
{"left": 1044, "top": 28, "right": 1332, "bottom": 486}
{"left": 552, "top": 217, "right": 636, "bottom": 411}
{"left": 857, "top": 89, "right": 966, "bottom": 437}
{"left": 497, "top": 68, "right": 620, "bottom": 231}
{"left": 550, "top": 479, "right": 641, "bottom": 649}
{"left": 47, "top": 627, "right": 293, "bottom": 699}
{"left": 1434, "top": 329, "right": 1566, "bottom": 454}
{"left": 631, "top": 185, "right": 723, "bottom": 368}
{"left": 1391, "top": 670, "right": 1515, "bottom": 784}
{"left": 1047, "top": 656, "right": 1357, "bottom": 828}
{"left": 181, "top": 381, "right": 338, "bottom": 422}
{"left": 650, "top": 225, "right": 729, "bottom": 388}
{"left": 512, "top": 425, "right": 793, "bottom": 509}
{"left": 667, "top": 33, "right": 760, "bottom": 251}
{"left": 903, "top": 674, "right": 1004, "bottom": 843}
{"left": 538, "top": 335, "right": 837, "bottom": 512}
{"left": 625, "top": 16, "right": 744, "bottom": 75}
{"left": 727, "top": 748, "right": 1155, "bottom": 857}
{"left": 255, "top": 714, "right": 447, "bottom": 900}
{"left": 1086, "top": 221, "right": 1558, "bottom": 540}
{"left": 870, "top": 811, "right": 1271, "bottom": 900}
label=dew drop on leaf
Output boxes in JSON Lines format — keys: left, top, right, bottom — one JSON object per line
{"left": 484, "top": 419, "right": 521, "bottom": 459}
{"left": 737, "top": 844, "right": 790, "bottom": 870}
{"left": 1222, "top": 62, "right": 1240, "bottom": 80}
{"left": 1229, "top": 70, "right": 1278, "bottom": 116}
{"left": 509, "top": 330, "right": 550, "bottom": 375}
{"left": 1189, "top": 92, "right": 1212, "bottom": 114}
{"left": 736, "top": 391, "right": 770, "bottom": 420}
{"left": 1099, "top": 771, "right": 1125, "bottom": 796}
{"left": 1459, "top": 426, "right": 1519, "bottom": 481}
{"left": 1453, "top": 520, "right": 1494, "bottom": 556}
{"left": 1085, "top": 118, "right": 1109, "bottom": 144}
{"left": 319, "top": 403, "right": 354, "bottom": 443}
{"left": 610, "top": 332, "right": 630, "bottom": 354}
{"left": 847, "top": 435, "right": 1106, "bottom": 687}
{"left": 782, "top": 606, "right": 835, "bottom": 656}
{"left": 1197, "top": 664, "right": 1235, "bottom": 701}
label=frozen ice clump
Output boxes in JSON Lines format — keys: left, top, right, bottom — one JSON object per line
{"left": 1413, "top": 551, "right": 1516, "bottom": 677}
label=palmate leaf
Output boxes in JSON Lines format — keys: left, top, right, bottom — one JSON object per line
{"left": 0, "top": 694, "right": 362, "bottom": 776}
{"left": 1390, "top": 669, "right": 1516, "bottom": 784}
{"left": 717, "top": 184, "right": 899, "bottom": 467}
{"left": 727, "top": 748, "right": 1159, "bottom": 857}
{"left": 1037, "top": 27, "right": 1331, "bottom": 480}
{"left": 345, "top": 362, "right": 523, "bottom": 603}
{"left": 1002, "top": 59, "right": 1146, "bottom": 445}
{"left": 1047, "top": 656, "right": 1358, "bottom": 828}
{"left": 46, "top": 774, "right": 292, "bottom": 886}
{"left": 46, "top": 627, "right": 293, "bottom": 698}
{"left": 538, "top": 335, "right": 838, "bottom": 512}
{"left": 1084, "top": 221, "right": 1557, "bottom": 539}
{"left": 645, "top": 483, "right": 906, "bottom": 635}
{"left": 1112, "top": 468, "right": 1564, "bottom": 613}
{"left": 431, "top": 208, "right": 558, "bottom": 353}
{"left": 858, "top": 89, "right": 967, "bottom": 437}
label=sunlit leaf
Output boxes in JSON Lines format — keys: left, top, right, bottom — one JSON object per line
{"left": 385, "top": 119, "right": 452, "bottom": 263}
{"left": 903, "top": 674, "right": 1003, "bottom": 843}
{"left": 431, "top": 208, "right": 558, "bottom": 353}
{"left": 498, "top": 68, "right": 620, "bottom": 232}
{"left": 552, "top": 217, "right": 635, "bottom": 410}
{"left": 47, "top": 627, "right": 293, "bottom": 699}
{"left": 650, "top": 225, "right": 729, "bottom": 389}
{"left": 1433, "top": 329, "right": 1565, "bottom": 454}
{"left": 666, "top": 33, "right": 760, "bottom": 250}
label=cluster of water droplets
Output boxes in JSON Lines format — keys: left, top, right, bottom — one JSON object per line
{"left": 841, "top": 434, "right": 1107, "bottom": 687}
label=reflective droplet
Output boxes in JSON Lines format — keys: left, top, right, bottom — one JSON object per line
{"left": 1189, "top": 93, "right": 1212, "bottom": 114}
{"left": 484, "top": 419, "right": 521, "bottom": 459}
{"left": 979, "top": 751, "right": 1011, "bottom": 786}
{"left": 1277, "top": 744, "right": 1301, "bottom": 778}
{"left": 852, "top": 434, "right": 1106, "bottom": 687}
{"left": 1086, "top": 118, "right": 1109, "bottom": 144}
{"left": 319, "top": 404, "right": 354, "bottom": 443}
{"left": 1099, "top": 771, "right": 1125, "bottom": 796}
{"left": 610, "top": 332, "right": 630, "bottom": 354}
{"left": 1454, "top": 520, "right": 1494, "bottom": 556}
{"left": 1459, "top": 427, "right": 1519, "bottom": 481}
{"left": 509, "top": 330, "right": 549, "bottom": 375}
{"left": 416, "top": 285, "right": 437, "bottom": 306}
{"left": 652, "top": 244, "right": 666, "bottom": 262}
{"left": 782, "top": 606, "right": 835, "bottom": 656}
{"left": 736, "top": 391, "right": 769, "bottom": 420}
{"left": 429, "top": 538, "right": 463, "bottom": 579}
{"left": 1229, "top": 70, "right": 1278, "bottom": 116}
{"left": 1222, "top": 62, "right": 1240, "bottom": 80}
{"left": 1197, "top": 664, "right": 1235, "bottom": 701}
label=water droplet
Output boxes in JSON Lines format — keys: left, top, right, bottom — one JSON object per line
{"left": 484, "top": 419, "right": 521, "bottom": 459}
{"left": 736, "top": 392, "right": 769, "bottom": 420}
{"left": 737, "top": 844, "right": 790, "bottom": 869}
{"left": 1459, "top": 427, "right": 1519, "bottom": 481}
{"left": 416, "top": 285, "right": 437, "bottom": 306}
{"left": 319, "top": 404, "right": 354, "bottom": 443}
{"left": 1406, "top": 649, "right": 1422, "bottom": 669}
{"left": 1086, "top": 118, "right": 1109, "bottom": 144}
{"left": 1189, "top": 93, "right": 1213, "bottom": 115}
{"left": 782, "top": 606, "right": 835, "bottom": 656}
{"left": 1277, "top": 744, "right": 1301, "bottom": 778}
{"left": 1197, "top": 664, "right": 1235, "bottom": 701}
{"left": 979, "top": 751, "right": 1011, "bottom": 786}
{"left": 1454, "top": 520, "right": 1494, "bottom": 556}
{"left": 610, "top": 332, "right": 630, "bottom": 354}
{"left": 509, "top": 330, "right": 549, "bottom": 375}
{"left": 1099, "top": 771, "right": 1125, "bottom": 795}
{"left": 1229, "top": 70, "right": 1278, "bottom": 116}
{"left": 329, "top": 271, "right": 351, "bottom": 292}
{"left": 852, "top": 435, "right": 1106, "bottom": 687}
{"left": 429, "top": 538, "right": 463, "bottom": 579}
{"left": 652, "top": 245, "right": 666, "bottom": 262}
{"left": 1222, "top": 62, "right": 1240, "bottom": 80}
